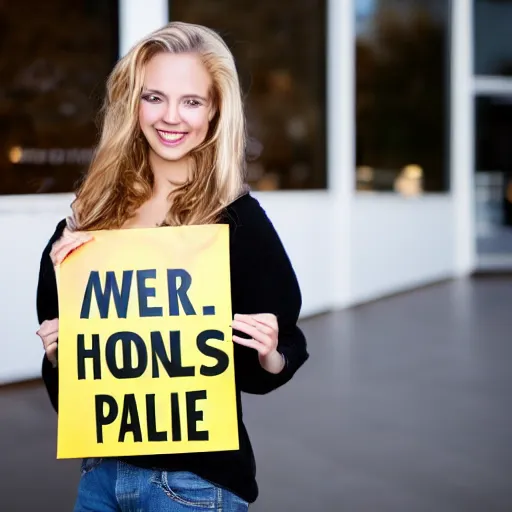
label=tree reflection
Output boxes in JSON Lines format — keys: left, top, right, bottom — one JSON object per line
{"left": 356, "top": 2, "right": 449, "bottom": 193}
{"left": 0, "top": 1, "right": 118, "bottom": 194}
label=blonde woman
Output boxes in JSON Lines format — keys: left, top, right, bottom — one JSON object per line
{"left": 36, "top": 22, "right": 308, "bottom": 511}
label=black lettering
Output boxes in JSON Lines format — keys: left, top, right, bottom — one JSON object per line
{"left": 170, "top": 393, "right": 182, "bottom": 442}
{"left": 197, "top": 330, "right": 229, "bottom": 377}
{"left": 118, "top": 394, "right": 142, "bottom": 443}
{"left": 146, "top": 394, "right": 167, "bottom": 442}
{"left": 150, "top": 331, "right": 195, "bottom": 378}
{"left": 106, "top": 331, "right": 148, "bottom": 379}
{"left": 80, "top": 270, "right": 133, "bottom": 319}
{"left": 95, "top": 394, "right": 118, "bottom": 443}
{"left": 77, "top": 333, "right": 101, "bottom": 380}
{"left": 137, "top": 269, "right": 163, "bottom": 317}
{"left": 186, "top": 390, "right": 209, "bottom": 441}
{"left": 167, "top": 269, "right": 196, "bottom": 316}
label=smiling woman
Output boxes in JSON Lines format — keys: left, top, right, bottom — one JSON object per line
{"left": 70, "top": 22, "right": 247, "bottom": 231}
{"left": 139, "top": 53, "right": 216, "bottom": 172}
{"left": 35, "top": 20, "right": 308, "bottom": 512}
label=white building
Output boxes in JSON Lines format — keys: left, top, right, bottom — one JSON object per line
{"left": 2, "top": 0, "right": 510, "bottom": 384}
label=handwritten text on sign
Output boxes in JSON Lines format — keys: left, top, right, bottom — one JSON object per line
{"left": 57, "top": 225, "right": 238, "bottom": 458}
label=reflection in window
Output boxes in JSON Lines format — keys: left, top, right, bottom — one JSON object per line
{"left": 475, "top": 96, "right": 512, "bottom": 257}
{"left": 169, "top": 0, "right": 327, "bottom": 190}
{"left": 474, "top": 0, "right": 512, "bottom": 77}
{"left": 355, "top": 0, "right": 450, "bottom": 194}
{"left": 0, "top": 1, "right": 118, "bottom": 195}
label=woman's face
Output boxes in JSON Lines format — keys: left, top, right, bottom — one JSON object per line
{"left": 139, "top": 52, "right": 215, "bottom": 164}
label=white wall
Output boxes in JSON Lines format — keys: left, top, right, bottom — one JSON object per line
{"left": 0, "top": 195, "right": 72, "bottom": 383}
{"left": 350, "top": 195, "right": 455, "bottom": 304}
{"left": 253, "top": 191, "right": 333, "bottom": 317}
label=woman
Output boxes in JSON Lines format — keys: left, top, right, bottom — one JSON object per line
{"left": 36, "top": 21, "right": 308, "bottom": 511}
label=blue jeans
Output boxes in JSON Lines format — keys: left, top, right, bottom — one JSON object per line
{"left": 74, "top": 458, "right": 249, "bottom": 511}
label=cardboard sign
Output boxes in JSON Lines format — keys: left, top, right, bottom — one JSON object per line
{"left": 56, "top": 224, "right": 238, "bottom": 458}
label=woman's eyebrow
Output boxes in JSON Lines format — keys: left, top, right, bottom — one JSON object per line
{"left": 183, "top": 94, "right": 209, "bottom": 102}
{"left": 142, "top": 88, "right": 168, "bottom": 98}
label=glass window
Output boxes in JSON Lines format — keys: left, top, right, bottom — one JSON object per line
{"left": 474, "top": 0, "right": 512, "bottom": 77}
{"left": 355, "top": 0, "right": 451, "bottom": 194}
{"left": 475, "top": 96, "right": 512, "bottom": 259}
{"left": 0, "top": 1, "right": 119, "bottom": 195}
{"left": 169, "top": 0, "right": 327, "bottom": 190}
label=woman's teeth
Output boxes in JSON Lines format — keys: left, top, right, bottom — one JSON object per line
{"left": 158, "top": 131, "right": 185, "bottom": 141}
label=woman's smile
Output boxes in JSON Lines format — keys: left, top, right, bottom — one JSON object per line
{"left": 156, "top": 129, "right": 188, "bottom": 146}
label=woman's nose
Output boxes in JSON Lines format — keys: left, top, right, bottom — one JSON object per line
{"left": 163, "top": 102, "right": 180, "bottom": 124}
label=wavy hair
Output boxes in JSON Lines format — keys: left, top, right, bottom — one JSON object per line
{"left": 72, "top": 21, "right": 247, "bottom": 230}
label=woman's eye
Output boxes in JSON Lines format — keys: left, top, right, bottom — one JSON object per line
{"left": 143, "top": 95, "right": 161, "bottom": 103}
{"left": 184, "top": 99, "right": 201, "bottom": 107}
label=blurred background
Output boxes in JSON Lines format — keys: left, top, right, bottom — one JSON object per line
{"left": 1, "top": 0, "right": 512, "bottom": 510}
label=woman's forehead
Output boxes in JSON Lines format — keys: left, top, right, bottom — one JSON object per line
{"left": 144, "top": 53, "right": 212, "bottom": 96}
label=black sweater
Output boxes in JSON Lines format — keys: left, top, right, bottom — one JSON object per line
{"left": 36, "top": 192, "right": 309, "bottom": 503}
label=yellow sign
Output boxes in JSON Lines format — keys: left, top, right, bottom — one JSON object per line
{"left": 56, "top": 224, "right": 238, "bottom": 458}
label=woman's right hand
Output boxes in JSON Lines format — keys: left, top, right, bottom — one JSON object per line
{"left": 49, "top": 226, "right": 93, "bottom": 267}
{"left": 41, "top": 225, "right": 92, "bottom": 367}
{"left": 36, "top": 318, "right": 59, "bottom": 368}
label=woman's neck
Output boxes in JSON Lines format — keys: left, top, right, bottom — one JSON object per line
{"left": 150, "top": 151, "right": 190, "bottom": 199}
{"left": 122, "top": 153, "right": 190, "bottom": 229}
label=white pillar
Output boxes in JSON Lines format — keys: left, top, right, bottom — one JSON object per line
{"left": 451, "top": 0, "right": 476, "bottom": 275}
{"left": 329, "top": 0, "right": 354, "bottom": 308}
{"left": 119, "top": 0, "right": 168, "bottom": 56}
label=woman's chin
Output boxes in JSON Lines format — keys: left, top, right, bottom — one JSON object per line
{"left": 150, "top": 146, "right": 190, "bottom": 163}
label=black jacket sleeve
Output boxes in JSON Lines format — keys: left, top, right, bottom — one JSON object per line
{"left": 229, "top": 195, "right": 309, "bottom": 395}
{"left": 37, "top": 219, "right": 66, "bottom": 412}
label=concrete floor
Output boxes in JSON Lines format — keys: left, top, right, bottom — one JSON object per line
{"left": 1, "top": 277, "right": 511, "bottom": 511}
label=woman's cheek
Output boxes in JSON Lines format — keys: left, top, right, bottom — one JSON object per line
{"left": 140, "top": 104, "right": 161, "bottom": 126}
{"left": 182, "top": 109, "right": 210, "bottom": 131}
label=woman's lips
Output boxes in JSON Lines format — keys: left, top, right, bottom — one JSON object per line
{"left": 156, "top": 129, "right": 188, "bottom": 146}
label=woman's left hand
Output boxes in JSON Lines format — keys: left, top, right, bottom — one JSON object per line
{"left": 231, "top": 313, "right": 285, "bottom": 374}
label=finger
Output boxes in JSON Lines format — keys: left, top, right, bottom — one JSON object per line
{"left": 51, "top": 231, "right": 93, "bottom": 256}
{"left": 232, "top": 335, "right": 266, "bottom": 354}
{"left": 62, "top": 227, "right": 92, "bottom": 243}
{"left": 50, "top": 233, "right": 84, "bottom": 256}
{"left": 234, "top": 313, "right": 277, "bottom": 328}
{"left": 56, "top": 237, "right": 91, "bottom": 255}
{"left": 40, "top": 332, "right": 59, "bottom": 348}
{"left": 254, "top": 314, "right": 278, "bottom": 329}
{"left": 37, "top": 319, "right": 59, "bottom": 336}
{"left": 37, "top": 328, "right": 58, "bottom": 339}
{"left": 231, "top": 320, "right": 272, "bottom": 345}
{"left": 51, "top": 241, "right": 79, "bottom": 265}
{"left": 37, "top": 327, "right": 59, "bottom": 340}
{"left": 233, "top": 315, "right": 275, "bottom": 336}
{"left": 46, "top": 342, "right": 58, "bottom": 367}
{"left": 53, "top": 237, "right": 92, "bottom": 266}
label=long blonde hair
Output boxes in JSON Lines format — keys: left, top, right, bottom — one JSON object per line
{"left": 72, "top": 21, "right": 247, "bottom": 230}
